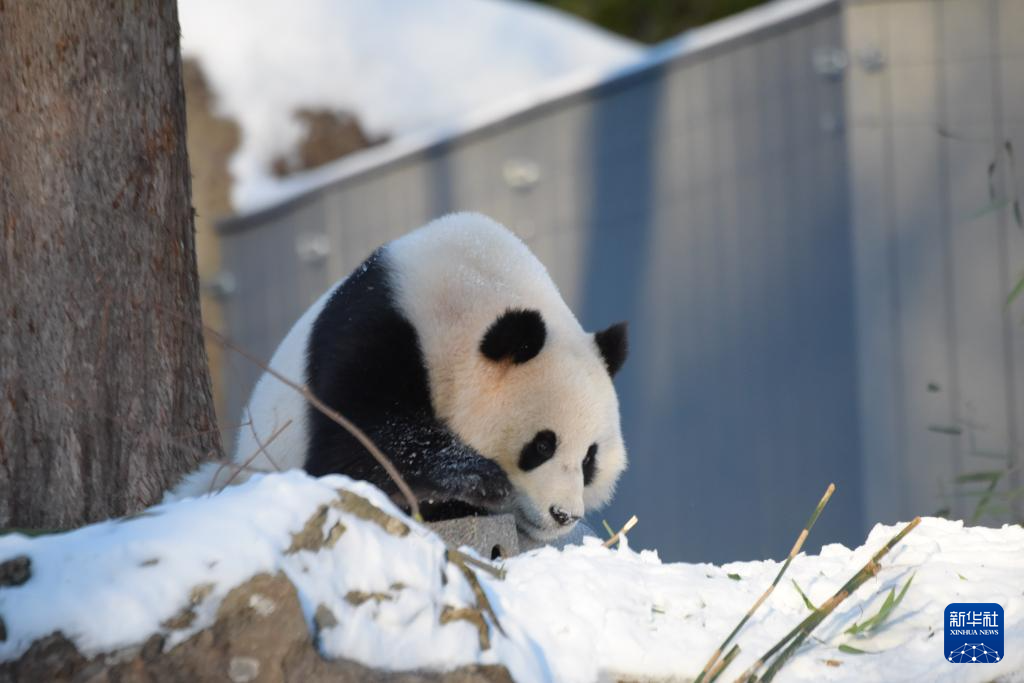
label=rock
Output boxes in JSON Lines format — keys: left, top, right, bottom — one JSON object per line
{"left": 228, "top": 656, "right": 260, "bottom": 682}
{"left": 161, "top": 583, "right": 216, "bottom": 630}
{"left": 518, "top": 520, "right": 598, "bottom": 553}
{"left": 345, "top": 590, "right": 395, "bottom": 606}
{"left": 313, "top": 604, "right": 338, "bottom": 631}
{"left": 0, "top": 634, "right": 84, "bottom": 683}
{"left": 429, "top": 514, "right": 598, "bottom": 558}
{"left": 439, "top": 606, "right": 490, "bottom": 651}
{"left": 333, "top": 490, "right": 409, "bottom": 537}
{"left": 287, "top": 504, "right": 343, "bottom": 554}
{"left": 0, "top": 555, "right": 31, "bottom": 587}
{"left": 0, "top": 572, "right": 512, "bottom": 683}
{"left": 428, "top": 515, "right": 519, "bottom": 559}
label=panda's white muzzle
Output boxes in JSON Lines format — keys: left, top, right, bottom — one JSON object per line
{"left": 548, "top": 505, "right": 581, "bottom": 527}
{"left": 514, "top": 500, "right": 582, "bottom": 541}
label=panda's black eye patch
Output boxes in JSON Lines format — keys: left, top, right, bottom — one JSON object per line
{"left": 519, "top": 430, "right": 557, "bottom": 471}
{"left": 583, "top": 443, "right": 598, "bottom": 486}
{"left": 480, "top": 309, "right": 546, "bottom": 364}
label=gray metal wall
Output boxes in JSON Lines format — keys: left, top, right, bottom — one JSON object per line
{"left": 845, "top": 0, "right": 1024, "bottom": 527}
{"left": 215, "top": 0, "right": 1022, "bottom": 563}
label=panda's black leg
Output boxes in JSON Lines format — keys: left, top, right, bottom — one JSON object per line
{"left": 308, "top": 412, "right": 512, "bottom": 513}
{"left": 373, "top": 415, "right": 512, "bottom": 512}
{"left": 408, "top": 438, "right": 513, "bottom": 511}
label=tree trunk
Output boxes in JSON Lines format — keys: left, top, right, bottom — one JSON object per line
{"left": 0, "top": 1, "right": 221, "bottom": 528}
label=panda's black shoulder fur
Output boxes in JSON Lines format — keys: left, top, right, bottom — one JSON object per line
{"left": 304, "top": 248, "right": 511, "bottom": 517}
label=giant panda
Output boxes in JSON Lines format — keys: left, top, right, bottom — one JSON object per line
{"left": 170, "top": 212, "right": 628, "bottom": 541}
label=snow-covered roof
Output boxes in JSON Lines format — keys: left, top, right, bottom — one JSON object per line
{"left": 178, "top": 0, "right": 642, "bottom": 215}
{"left": 216, "top": 0, "right": 839, "bottom": 228}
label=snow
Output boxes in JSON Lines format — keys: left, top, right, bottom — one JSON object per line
{"left": 1, "top": 471, "right": 1022, "bottom": 682}
{"left": 176, "top": 0, "right": 641, "bottom": 212}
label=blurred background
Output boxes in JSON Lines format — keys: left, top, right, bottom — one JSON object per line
{"left": 180, "top": 0, "right": 1024, "bottom": 563}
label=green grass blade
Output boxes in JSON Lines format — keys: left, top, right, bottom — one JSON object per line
{"left": 892, "top": 573, "right": 915, "bottom": 610}
{"left": 954, "top": 471, "right": 1002, "bottom": 484}
{"left": 791, "top": 580, "right": 817, "bottom": 611}
{"left": 1007, "top": 274, "right": 1024, "bottom": 308}
{"left": 845, "top": 573, "right": 915, "bottom": 635}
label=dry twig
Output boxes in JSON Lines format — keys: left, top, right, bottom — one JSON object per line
{"left": 450, "top": 548, "right": 506, "bottom": 580}
{"left": 448, "top": 550, "right": 507, "bottom": 638}
{"left": 217, "top": 417, "right": 291, "bottom": 491}
{"left": 243, "top": 411, "right": 287, "bottom": 472}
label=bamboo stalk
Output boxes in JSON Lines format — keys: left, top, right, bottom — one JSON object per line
{"left": 602, "top": 515, "right": 638, "bottom": 548}
{"left": 740, "top": 517, "right": 922, "bottom": 683}
{"left": 706, "top": 644, "right": 740, "bottom": 683}
{"left": 696, "top": 483, "right": 835, "bottom": 683}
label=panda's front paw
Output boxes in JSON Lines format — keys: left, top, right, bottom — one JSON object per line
{"left": 432, "top": 454, "right": 512, "bottom": 511}
{"left": 413, "top": 440, "right": 514, "bottom": 512}
{"left": 457, "top": 469, "right": 513, "bottom": 510}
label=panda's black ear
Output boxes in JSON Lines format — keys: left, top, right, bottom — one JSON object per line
{"left": 595, "top": 321, "right": 628, "bottom": 376}
{"left": 480, "top": 309, "right": 546, "bottom": 364}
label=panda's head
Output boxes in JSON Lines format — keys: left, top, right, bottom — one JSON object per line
{"left": 453, "top": 307, "right": 628, "bottom": 541}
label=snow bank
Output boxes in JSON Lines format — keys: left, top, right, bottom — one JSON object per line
{"left": 177, "top": 0, "right": 640, "bottom": 211}
{"left": 1, "top": 471, "right": 1021, "bottom": 682}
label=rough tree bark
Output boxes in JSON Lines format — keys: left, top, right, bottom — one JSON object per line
{"left": 0, "top": 1, "right": 221, "bottom": 528}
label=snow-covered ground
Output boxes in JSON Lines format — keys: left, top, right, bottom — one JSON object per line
{"left": 177, "top": 0, "right": 641, "bottom": 211}
{"left": 1, "top": 471, "right": 1021, "bottom": 682}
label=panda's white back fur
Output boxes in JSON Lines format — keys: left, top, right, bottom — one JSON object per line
{"left": 167, "top": 213, "right": 626, "bottom": 532}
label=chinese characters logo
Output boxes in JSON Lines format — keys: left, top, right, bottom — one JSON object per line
{"left": 945, "top": 603, "right": 1003, "bottom": 663}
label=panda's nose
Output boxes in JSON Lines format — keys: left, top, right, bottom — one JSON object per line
{"left": 549, "top": 505, "right": 580, "bottom": 527}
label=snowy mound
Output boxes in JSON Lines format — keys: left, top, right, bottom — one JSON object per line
{"left": 1, "top": 472, "right": 1022, "bottom": 682}
{"left": 177, "top": 0, "right": 641, "bottom": 211}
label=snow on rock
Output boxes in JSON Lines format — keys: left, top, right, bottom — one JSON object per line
{"left": 1, "top": 471, "right": 1022, "bottom": 682}
{"left": 176, "top": 0, "right": 641, "bottom": 212}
